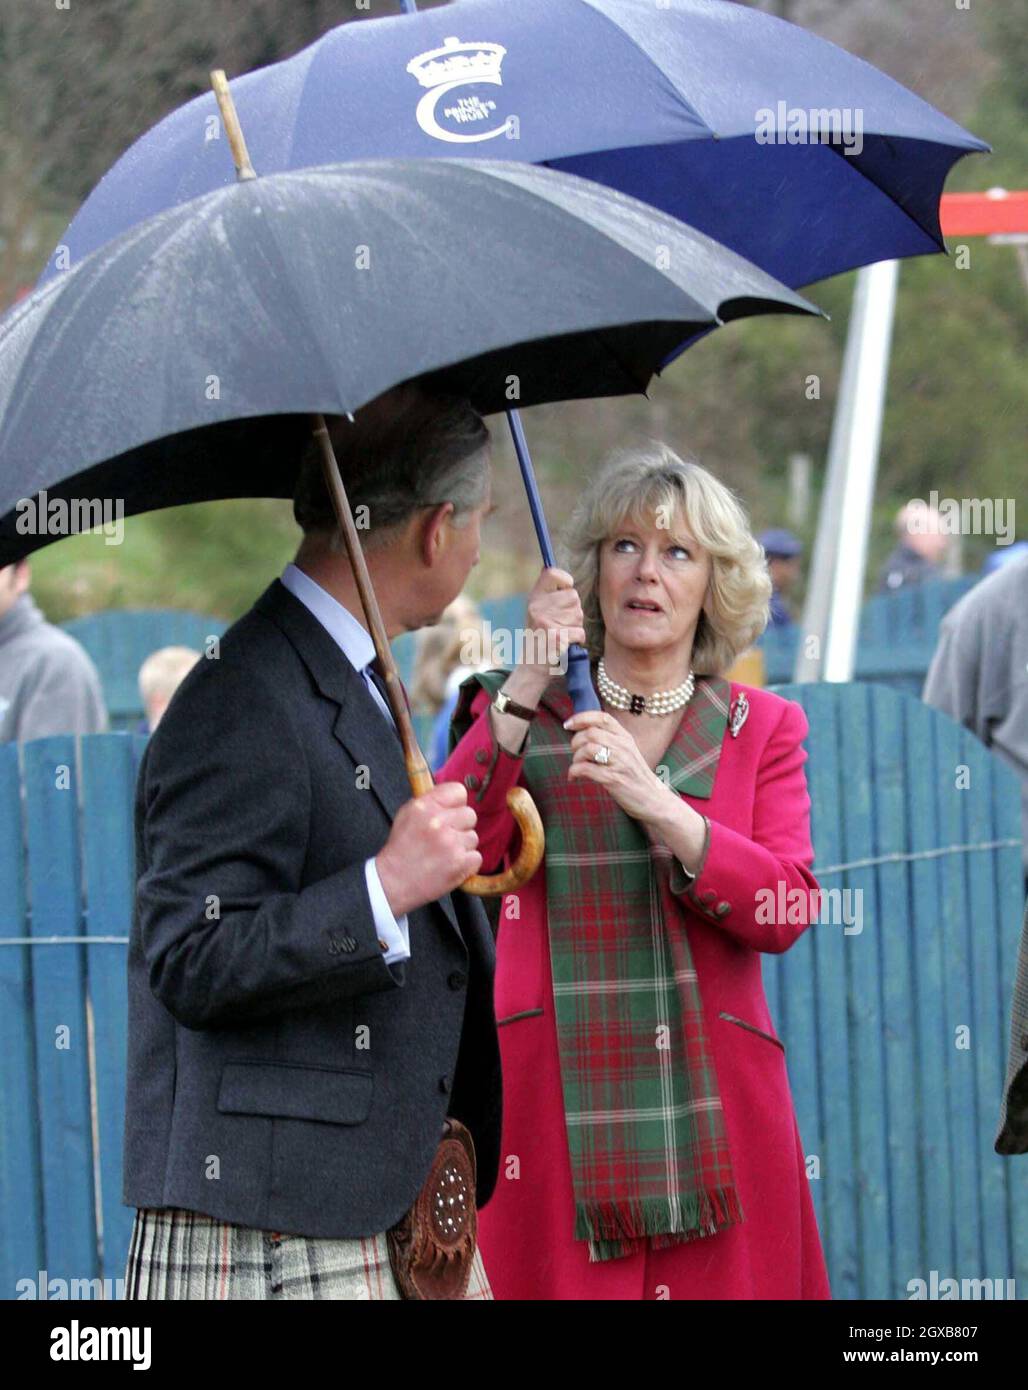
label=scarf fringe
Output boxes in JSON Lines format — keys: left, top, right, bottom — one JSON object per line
{"left": 577, "top": 1187, "right": 744, "bottom": 1263}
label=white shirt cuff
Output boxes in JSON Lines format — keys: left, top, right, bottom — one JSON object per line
{"left": 364, "top": 858, "right": 410, "bottom": 964}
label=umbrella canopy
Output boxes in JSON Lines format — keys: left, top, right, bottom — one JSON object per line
{"left": 40, "top": 0, "right": 987, "bottom": 318}
{"left": 0, "top": 157, "right": 818, "bottom": 565}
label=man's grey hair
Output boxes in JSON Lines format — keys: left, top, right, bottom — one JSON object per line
{"left": 293, "top": 383, "right": 490, "bottom": 549}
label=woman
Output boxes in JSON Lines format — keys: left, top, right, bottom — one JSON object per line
{"left": 409, "top": 593, "right": 496, "bottom": 773}
{"left": 441, "top": 445, "right": 831, "bottom": 1300}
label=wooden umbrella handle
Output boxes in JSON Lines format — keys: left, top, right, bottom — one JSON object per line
{"left": 310, "top": 415, "right": 545, "bottom": 897}
{"left": 460, "top": 787, "right": 545, "bottom": 897}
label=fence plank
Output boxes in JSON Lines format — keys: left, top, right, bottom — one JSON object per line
{"left": 933, "top": 716, "right": 981, "bottom": 1279}
{"left": 963, "top": 730, "right": 1012, "bottom": 1283}
{"left": 840, "top": 685, "right": 891, "bottom": 1297}
{"left": 80, "top": 734, "right": 138, "bottom": 1290}
{"left": 992, "top": 763, "right": 1028, "bottom": 1292}
{"left": 22, "top": 737, "right": 97, "bottom": 1286}
{"left": 0, "top": 743, "right": 44, "bottom": 1298}
{"left": 871, "top": 684, "right": 921, "bottom": 1299}
{"left": 905, "top": 694, "right": 957, "bottom": 1285}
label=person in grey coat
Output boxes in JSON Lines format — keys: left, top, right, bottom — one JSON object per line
{"left": 123, "top": 385, "right": 505, "bottom": 1299}
{"left": 922, "top": 552, "right": 1028, "bottom": 1156}
{"left": 0, "top": 561, "right": 108, "bottom": 742}
{"left": 922, "top": 552, "right": 1028, "bottom": 882}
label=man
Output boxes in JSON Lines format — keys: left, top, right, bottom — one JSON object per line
{"left": 921, "top": 553, "right": 1028, "bottom": 1155}
{"left": 757, "top": 527, "right": 803, "bottom": 628}
{"left": 0, "top": 560, "right": 108, "bottom": 742}
{"left": 123, "top": 384, "right": 505, "bottom": 1299}
{"left": 876, "top": 500, "right": 949, "bottom": 594}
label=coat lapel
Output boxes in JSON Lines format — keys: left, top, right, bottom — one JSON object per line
{"left": 254, "top": 580, "right": 463, "bottom": 941}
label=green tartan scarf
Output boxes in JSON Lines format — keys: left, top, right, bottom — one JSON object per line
{"left": 451, "top": 666, "right": 744, "bottom": 1262}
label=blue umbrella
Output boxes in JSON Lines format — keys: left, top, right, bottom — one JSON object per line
{"left": 35, "top": 0, "right": 988, "bottom": 707}
{"left": 41, "top": 0, "right": 987, "bottom": 295}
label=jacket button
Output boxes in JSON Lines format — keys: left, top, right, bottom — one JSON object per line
{"left": 439, "top": 1076, "right": 451, "bottom": 1094}
{"left": 715, "top": 902, "right": 731, "bottom": 917}
{"left": 448, "top": 971, "right": 467, "bottom": 990}
{"left": 474, "top": 748, "right": 489, "bottom": 765}
{"left": 464, "top": 773, "right": 480, "bottom": 790}
{"left": 699, "top": 890, "right": 716, "bottom": 905}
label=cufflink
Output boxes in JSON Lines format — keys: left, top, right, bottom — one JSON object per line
{"left": 379, "top": 939, "right": 389, "bottom": 951}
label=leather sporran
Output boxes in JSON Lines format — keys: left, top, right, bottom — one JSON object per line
{"left": 387, "top": 1118, "right": 478, "bottom": 1300}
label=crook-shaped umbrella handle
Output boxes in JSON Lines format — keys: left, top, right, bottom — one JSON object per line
{"left": 459, "top": 786, "right": 545, "bottom": 897}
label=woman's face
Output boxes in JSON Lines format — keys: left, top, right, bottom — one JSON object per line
{"left": 597, "top": 510, "right": 712, "bottom": 659}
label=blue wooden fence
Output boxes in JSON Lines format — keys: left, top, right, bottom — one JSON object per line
{"left": 759, "top": 576, "right": 978, "bottom": 692}
{"left": 1, "top": 681, "right": 1024, "bottom": 1299}
{"left": 764, "top": 683, "right": 1026, "bottom": 1300}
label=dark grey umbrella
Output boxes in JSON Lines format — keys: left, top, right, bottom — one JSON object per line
{"left": 0, "top": 156, "right": 818, "bottom": 564}
{"left": 0, "top": 125, "right": 820, "bottom": 895}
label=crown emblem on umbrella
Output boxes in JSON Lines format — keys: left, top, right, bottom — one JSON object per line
{"left": 406, "top": 37, "right": 506, "bottom": 89}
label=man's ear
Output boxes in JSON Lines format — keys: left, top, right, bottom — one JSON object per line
{"left": 420, "top": 502, "right": 455, "bottom": 568}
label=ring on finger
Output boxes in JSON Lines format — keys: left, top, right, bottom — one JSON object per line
{"left": 592, "top": 744, "right": 612, "bottom": 766}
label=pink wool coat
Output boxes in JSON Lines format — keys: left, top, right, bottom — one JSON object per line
{"left": 441, "top": 676, "right": 832, "bottom": 1301}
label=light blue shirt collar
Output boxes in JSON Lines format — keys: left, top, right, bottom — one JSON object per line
{"left": 280, "top": 562, "right": 375, "bottom": 673}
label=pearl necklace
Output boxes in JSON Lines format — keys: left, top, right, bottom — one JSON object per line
{"left": 597, "top": 657, "right": 695, "bottom": 716}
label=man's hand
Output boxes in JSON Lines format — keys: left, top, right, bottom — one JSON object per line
{"left": 375, "top": 782, "right": 481, "bottom": 919}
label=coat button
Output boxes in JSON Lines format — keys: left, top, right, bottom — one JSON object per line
{"left": 463, "top": 773, "right": 480, "bottom": 790}
{"left": 439, "top": 1076, "right": 451, "bottom": 1094}
{"left": 448, "top": 971, "right": 467, "bottom": 990}
{"left": 474, "top": 748, "right": 489, "bottom": 765}
{"left": 699, "top": 890, "right": 716, "bottom": 905}
{"left": 715, "top": 902, "right": 731, "bottom": 917}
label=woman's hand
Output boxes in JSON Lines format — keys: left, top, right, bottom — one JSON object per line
{"left": 564, "top": 709, "right": 677, "bottom": 825}
{"left": 564, "top": 710, "right": 708, "bottom": 869}
{"left": 522, "top": 566, "right": 586, "bottom": 679}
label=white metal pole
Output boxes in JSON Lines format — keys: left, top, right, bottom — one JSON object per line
{"left": 822, "top": 259, "right": 900, "bottom": 682}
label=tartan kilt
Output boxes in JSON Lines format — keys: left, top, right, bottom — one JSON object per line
{"left": 124, "top": 1207, "right": 493, "bottom": 1300}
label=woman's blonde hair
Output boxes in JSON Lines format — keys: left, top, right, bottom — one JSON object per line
{"left": 558, "top": 444, "right": 771, "bottom": 676}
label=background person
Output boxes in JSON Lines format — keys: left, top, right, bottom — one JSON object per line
{"left": 0, "top": 559, "right": 108, "bottom": 743}
{"left": 137, "top": 645, "right": 201, "bottom": 733}
{"left": 923, "top": 550, "right": 1028, "bottom": 888}
{"left": 758, "top": 527, "right": 803, "bottom": 628}
{"left": 410, "top": 594, "right": 497, "bottom": 774}
{"left": 876, "top": 500, "right": 949, "bottom": 593}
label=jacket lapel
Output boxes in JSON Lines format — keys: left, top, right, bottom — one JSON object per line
{"left": 254, "top": 580, "right": 463, "bottom": 941}
{"left": 657, "top": 675, "right": 731, "bottom": 798}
